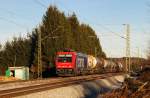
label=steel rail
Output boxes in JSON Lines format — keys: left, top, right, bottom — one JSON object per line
{"left": 0, "top": 73, "right": 123, "bottom": 98}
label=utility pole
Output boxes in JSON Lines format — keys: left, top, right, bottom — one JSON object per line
{"left": 125, "top": 24, "right": 131, "bottom": 72}
{"left": 37, "top": 26, "right": 62, "bottom": 79}
{"left": 37, "top": 30, "right": 42, "bottom": 78}
{"left": 13, "top": 55, "right": 16, "bottom": 76}
{"left": 137, "top": 47, "right": 142, "bottom": 69}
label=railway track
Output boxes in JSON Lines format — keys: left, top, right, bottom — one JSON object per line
{"left": 0, "top": 77, "right": 65, "bottom": 91}
{"left": 0, "top": 80, "right": 25, "bottom": 85}
{"left": 0, "top": 73, "right": 123, "bottom": 98}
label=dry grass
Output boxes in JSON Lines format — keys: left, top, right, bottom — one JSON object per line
{"left": 101, "top": 68, "right": 150, "bottom": 98}
{"left": 0, "top": 76, "right": 20, "bottom": 82}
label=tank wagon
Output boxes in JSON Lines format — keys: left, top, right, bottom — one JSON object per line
{"left": 55, "top": 51, "right": 122, "bottom": 76}
{"left": 102, "top": 59, "right": 123, "bottom": 72}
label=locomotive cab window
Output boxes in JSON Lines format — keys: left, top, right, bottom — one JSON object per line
{"left": 57, "top": 54, "right": 72, "bottom": 62}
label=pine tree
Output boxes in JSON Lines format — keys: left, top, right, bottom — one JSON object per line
{"left": 0, "top": 5, "right": 106, "bottom": 77}
{"left": 67, "top": 13, "right": 80, "bottom": 51}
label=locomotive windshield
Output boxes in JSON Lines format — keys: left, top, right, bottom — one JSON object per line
{"left": 57, "top": 54, "right": 72, "bottom": 62}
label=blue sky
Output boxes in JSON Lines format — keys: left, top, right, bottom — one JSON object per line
{"left": 0, "top": 0, "right": 149, "bottom": 58}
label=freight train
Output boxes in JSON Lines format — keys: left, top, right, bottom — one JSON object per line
{"left": 55, "top": 51, "right": 123, "bottom": 76}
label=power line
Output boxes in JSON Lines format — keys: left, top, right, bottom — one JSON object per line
{"left": 0, "top": 16, "right": 28, "bottom": 29}
{"left": 0, "top": 7, "right": 35, "bottom": 22}
{"left": 75, "top": 13, "right": 147, "bottom": 49}
{"left": 71, "top": 13, "right": 127, "bottom": 40}
{"left": 32, "top": 1, "right": 147, "bottom": 59}
{"left": 33, "top": 0, "right": 47, "bottom": 8}
{"left": 96, "top": 24, "right": 126, "bottom": 39}
{"left": 0, "top": 8, "right": 16, "bottom": 17}
{"left": 33, "top": 0, "right": 47, "bottom": 79}
{"left": 0, "top": 7, "right": 36, "bottom": 30}
{"left": 76, "top": 14, "right": 146, "bottom": 58}
{"left": 97, "top": 24, "right": 146, "bottom": 51}
{"left": 54, "top": 0, "right": 147, "bottom": 46}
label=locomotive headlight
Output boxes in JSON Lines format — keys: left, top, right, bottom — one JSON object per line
{"left": 68, "top": 65, "right": 71, "bottom": 68}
